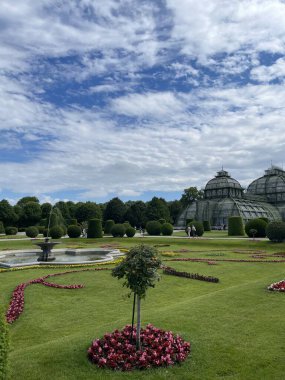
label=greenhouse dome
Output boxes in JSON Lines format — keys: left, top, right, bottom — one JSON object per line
{"left": 204, "top": 170, "right": 243, "bottom": 199}
{"left": 176, "top": 168, "right": 283, "bottom": 228}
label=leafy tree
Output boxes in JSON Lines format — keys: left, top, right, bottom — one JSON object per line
{"left": 55, "top": 201, "right": 71, "bottom": 219}
{"left": 17, "top": 196, "right": 39, "bottom": 207}
{"left": 0, "top": 199, "right": 18, "bottom": 226}
{"left": 66, "top": 201, "right": 77, "bottom": 218}
{"left": 145, "top": 197, "right": 170, "bottom": 222}
{"left": 103, "top": 197, "right": 127, "bottom": 223}
{"left": 124, "top": 201, "right": 147, "bottom": 228}
{"left": 75, "top": 202, "right": 102, "bottom": 223}
{"left": 112, "top": 245, "right": 161, "bottom": 350}
{"left": 41, "top": 203, "right": 52, "bottom": 219}
{"left": 168, "top": 200, "right": 183, "bottom": 224}
{"left": 180, "top": 187, "right": 204, "bottom": 207}
{"left": 20, "top": 201, "right": 42, "bottom": 227}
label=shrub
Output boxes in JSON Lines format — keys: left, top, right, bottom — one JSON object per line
{"left": 67, "top": 225, "right": 81, "bottom": 238}
{"left": 125, "top": 226, "right": 136, "bottom": 237}
{"left": 5, "top": 227, "right": 18, "bottom": 235}
{"left": 104, "top": 220, "right": 115, "bottom": 234}
{"left": 186, "top": 221, "right": 204, "bottom": 237}
{"left": 61, "top": 224, "right": 67, "bottom": 236}
{"left": 203, "top": 220, "right": 211, "bottom": 231}
{"left": 161, "top": 223, "right": 173, "bottom": 236}
{"left": 0, "top": 221, "right": 4, "bottom": 234}
{"left": 123, "top": 221, "right": 131, "bottom": 230}
{"left": 37, "top": 226, "right": 45, "bottom": 234}
{"left": 266, "top": 221, "right": 285, "bottom": 242}
{"left": 111, "top": 224, "right": 126, "bottom": 237}
{"left": 49, "top": 226, "right": 64, "bottom": 239}
{"left": 158, "top": 218, "right": 166, "bottom": 225}
{"left": 245, "top": 218, "right": 267, "bottom": 237}
{"left": 228, "top": 217, "right": 244, "bottom": 236}
{"left": 146, "top": 221, "right": 162, "bottom": 236}
{"left": 43, "top": 228, "right": 48, "bottom": 237}
{"left": 87, "top": 219, "right": 103, "bottom": 238}
{"left": 25, "top": 226, "right": 39, "bottom": 238}
{"left": 0, "top": 306, "right": 9, "bottom": 379}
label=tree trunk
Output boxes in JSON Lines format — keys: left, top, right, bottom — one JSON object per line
{"left": 136, "top": 295, "right": 141, "bottom": 350}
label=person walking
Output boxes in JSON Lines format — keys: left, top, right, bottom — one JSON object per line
{"left": 192, "top": 225, "right": 196, "bottom": 238}
{"left": 187, "top": 225, "right": 192, "bottom": 237}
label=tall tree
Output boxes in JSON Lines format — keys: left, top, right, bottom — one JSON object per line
{"left": 75, "top": 202, "right": 102, "bottom": 223}
{"left": 0, "top": 200, "right": 18, "bottom": 226}
{"left": 124, "top": 201, "right": 147, "bottom": 228}
{"left": 41, "top": 203, "right": 52, "bottom": 219}
{"left": 168, "top": 200, "right": 183, "bottom": 224}
{"left": 17, "top": 196, "right": 39, "bottom": 207}
{"left": 112, "top": 245, "right": 161, "bottom": 350}
{"left": 103, "top": 197, "right": 127, "bottom": 223}
{"left": 20, "top": 201, "right": 42, "bottom": 227}
{"left": 55, "top": 201, "right": 71, "bottom": 219}
{"left": 180, "top": 187, "right": 204, "bottom": 207}
{"left": 145, "top": 197, "right": 171, "bottom": 222}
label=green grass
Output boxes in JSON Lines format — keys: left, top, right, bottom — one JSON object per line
{"left": 1, "top": 237, "right": 285, "bottom": 380}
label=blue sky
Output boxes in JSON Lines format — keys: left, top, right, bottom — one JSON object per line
{"left": 1, "top": 0, "right": 285, "bottom": 204}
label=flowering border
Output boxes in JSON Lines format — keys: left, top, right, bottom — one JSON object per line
{"left": 5, "top": 267, "right": 112, "bottom": 324}
{"left": 165, "top": 258, "right": 285, "bottom": 264}
{"left": 88, "top": 324, "right": 190, "bottom": 371}
{"left": 267, "top": 279, "right": 285, "bottom": 292}
{"left": 162, "top": 266, "right": 219, "bottom": 283}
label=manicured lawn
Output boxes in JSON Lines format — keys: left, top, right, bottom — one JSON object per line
{"left": 1, "top": 236, "right": 285, "bottom": 379}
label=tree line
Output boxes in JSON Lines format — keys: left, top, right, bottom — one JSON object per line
{"left": 0, "top": 187, "right": 203, "bottom": 229}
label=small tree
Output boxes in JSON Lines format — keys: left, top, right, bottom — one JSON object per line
{"left": 112, "top": 245, "right": 161, "bottom": 350}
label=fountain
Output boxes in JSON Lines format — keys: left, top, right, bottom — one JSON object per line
{"left": 35, "top": 205, "right": 60, "bottom": 262}
{"left": 35, "top": 237, "right": 60, "bottom": 261}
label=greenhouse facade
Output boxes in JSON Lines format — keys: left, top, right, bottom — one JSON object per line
{"left": 177, "top": 167, "right": 285, "bottom": 228}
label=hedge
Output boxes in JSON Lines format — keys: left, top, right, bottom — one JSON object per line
{"left": 49, "top": 226, "right": 64, "bottom": 239}
{"left": 25, "top": 226, "right": 39, "bottom": 238}
{"left": 266, "top": 221, "right": 285, "bottom": 242}
{"left": 111, "top": 224, "right": 126, "bottom": 238}
{"left": 104, "top": 220, "right": 115, "bottom": 234}
{"left": 87, "top": 219, "right": 103, "bottom": 238}
{"left": 228, "top": 216, "right": 244, "bottom": 236}
{"left": 245, "top": 218, "right": 267, "bottom": 237}
{"left": 161, "top": 223, "right": 173, "bottom": 236}
{"left": 5, "top": 227, "right": 18, "bottom": 236}
{"left": 67, "top": 225, "right": 81, "bottom": 238}
{"left": 125, "top": 226, "right": 136, "bottom": 237}
{"left": 203, "top": 220, "right": 211, "bottom": 231}
{"left": 146, "top": 221, "right": 162, "bottom": 236}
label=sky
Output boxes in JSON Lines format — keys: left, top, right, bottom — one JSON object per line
{"left": 1, "top": 0, "right": 285, "bottom": 205}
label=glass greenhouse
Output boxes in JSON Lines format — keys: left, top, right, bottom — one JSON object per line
{"left": 177, "top": 168, "right": 284, "bottom": 227}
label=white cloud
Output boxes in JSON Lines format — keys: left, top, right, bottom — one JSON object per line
{"left": 251, "top": 58, "right": 285, "bottom": 82}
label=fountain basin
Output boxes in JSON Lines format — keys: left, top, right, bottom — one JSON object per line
{"left": 0, "top": 248, "right": 123, "bottom": 268}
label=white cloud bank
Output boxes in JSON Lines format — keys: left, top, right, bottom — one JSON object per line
{"left": 0, "top": 0, "right": 285, "bottom": 201}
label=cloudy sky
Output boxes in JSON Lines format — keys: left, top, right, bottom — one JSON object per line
{"left": 1, "top": 0, "right": 285, "bottom": 204}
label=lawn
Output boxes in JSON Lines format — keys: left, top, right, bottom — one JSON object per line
{"left": 1, "top": 236, "right": 285, "bottom": 380}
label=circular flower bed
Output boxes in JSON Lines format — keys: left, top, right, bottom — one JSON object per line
{"left": 88, "top": 324, "right": 190, "bottom": 371}
{"left": 268, "top": 279, "right": 285, "bottom": 292}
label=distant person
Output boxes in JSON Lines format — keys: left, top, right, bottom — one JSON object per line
{"left": 192, "top": 225, "right": 196, "bottom": 237}
{"left": 187, "top": 225, "right": 191, "bottom": 237}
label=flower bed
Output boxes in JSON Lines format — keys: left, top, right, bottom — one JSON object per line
{"left": 268, "top": 279, "right": 285, "bottom": 292}
{"left": 5, "top": 267, "right": 113, "bottom": 324}
{"left": 163, "top": 266, "right": 219, "bottom": 283}
{"left": 165, "top": 258, "right": 285, "bottom": 263}
{"left": 88, "top": 324, "right": 190, "bottom": 371}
